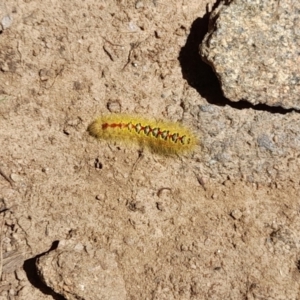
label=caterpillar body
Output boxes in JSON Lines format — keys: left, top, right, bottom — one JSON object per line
{"left": 88, "top": 114, "right": 197, "bottom": 155}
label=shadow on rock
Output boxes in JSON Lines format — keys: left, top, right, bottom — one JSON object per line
{"left": 178, "top": 7, "right": 294, "bottom": 114}
{"left": 23, "top": 241, "right": 66, "bottom": 300}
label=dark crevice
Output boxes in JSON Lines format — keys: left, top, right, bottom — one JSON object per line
{"left": 296, "top": 259, "right": 300, "bottom": 272}
{"left": 23, "top": 240, "right": 66, "bottom": 300}
{"left": 178, "top": 4, "right": 298, "bottom": 115}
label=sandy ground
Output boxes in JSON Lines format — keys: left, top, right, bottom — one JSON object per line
{"left": 0, "top": 1, "right": 300, "bottom": 299}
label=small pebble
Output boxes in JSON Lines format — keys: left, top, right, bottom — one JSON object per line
{"left": 1, "top": 15, "right": 13, "bottom": 29}
{"left": 39, "top": 69, "right": 48, "bottom": 81}
{"left": 211, "top": 193, "right": 218, "bottom": 199}
{"left": 0, "top": 62, "right": 9, "bottom": 72}
{"left": 135, "top": 1, "right": 144, "bottom": 9}
{"left": 107, "top": 100, "right": 121, "bottom": 113}
{"left": 74, "top": 243, "right": 84, "bottom": 251}
{"left": 156, "top": 202, "right": 164, "bottom": 211}
{"left": 230, "top": 209, "right": 243, "bottom": 220}
{"left": 10, "top": 174, "right": 22, "bottom": 182}
{"left": 88, "top": 44, "right": 93, "bottom": 53}
{"left": 180, "top": 244, "right": 188, "bottom": 251}
{"left": 95, "top": 194, "right": 104, "bottom": 201}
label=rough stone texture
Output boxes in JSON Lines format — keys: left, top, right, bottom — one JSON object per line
{"left": 36, "top": 240, "right": 126, "bottom": 300}
{"left": 189, "top": 102, "right": 300, "bottom": 184}
{"left": 200, "top": 0, "right": 300, "bottom": 109}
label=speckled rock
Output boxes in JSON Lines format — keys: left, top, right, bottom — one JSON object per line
{"left": 200, "top": 0, "right": 300, "bottom": 109}
{"left": 36, "top": 240, "right": 126, "bottom": 300}
{"left": 186, "top": 96, "right": 300, "bottom": 184}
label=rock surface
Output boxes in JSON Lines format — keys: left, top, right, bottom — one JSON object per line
{"left": 36, "top": 241, "right": 126, "bottom": 300}
{"left": 200, "top": 0, "right": 300, "bottom": 109}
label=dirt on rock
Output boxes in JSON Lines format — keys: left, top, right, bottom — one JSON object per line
{"left": 0, "top": 1, "right": 300, "bottom": 300}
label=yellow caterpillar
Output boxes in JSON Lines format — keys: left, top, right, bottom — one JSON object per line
{"left": 87, "top": 114, "right": 197, "bottom": 155}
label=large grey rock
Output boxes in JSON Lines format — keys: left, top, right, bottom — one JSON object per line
{"left": 200, "top": 0, "right": 300, "bottom": 109}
